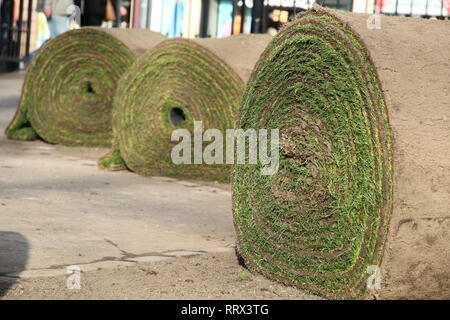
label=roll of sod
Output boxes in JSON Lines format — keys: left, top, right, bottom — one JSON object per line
{"left": 233, "top": 6, "right": 450, "bottom": 299}
{"left": 99, "top": 35, "right": 272, "bottom": 182}
{"left": 5, "top": 28, "right": 165, "bottom": 147}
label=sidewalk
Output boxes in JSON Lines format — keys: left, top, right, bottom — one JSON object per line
{"left": 0, "top": 71, "right": 234, "bottom": 291}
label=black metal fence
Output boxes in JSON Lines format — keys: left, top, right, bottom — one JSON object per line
{"left": 0, "top": 0, "right": 33, "bottom": 70}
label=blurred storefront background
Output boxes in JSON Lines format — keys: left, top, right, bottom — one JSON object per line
{"left": 1, "top": 0, "right": 449, "bottom": 70}
{"left": 132, "top": 0, "right": 449, "bottom": 38}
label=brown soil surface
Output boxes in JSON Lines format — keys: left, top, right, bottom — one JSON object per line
{"left": 193, "top": 34, "right": 273, "bottom": 82}
{"left": 339, "top": 10, "right": 450, "bottom": 300}
{"left": 95, "top": 27, "right": 166, "bottom": 57}
{"left": 0, "top": 251, "right": 320, "bottom": 300}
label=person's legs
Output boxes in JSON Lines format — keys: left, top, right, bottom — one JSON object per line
{"left": 81, "top": 13, "right": 104, "bottom": 26}
{"left": 48, "top": 15, "right": 70, "bottom": 38}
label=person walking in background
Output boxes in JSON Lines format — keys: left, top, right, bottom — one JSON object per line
{"left": 44, "top": 0, "right": 74, "bottom": 38}
{"left": 79, "top": 0, "right": 128, "bottom": 27}
{"left": 80, "top": 0, "right": 113, "bottom": 26}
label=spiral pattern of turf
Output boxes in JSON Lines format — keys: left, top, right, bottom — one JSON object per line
{"left": 232, "top": 7, "right": 393, "bottom": 299}
{"left": 5, "top": 28, "right": 164, "bottom": 147}
{"left": 99, "top": 39, "right": 245, "bottom": 182}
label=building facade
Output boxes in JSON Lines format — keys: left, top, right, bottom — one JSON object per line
{"left": 130, "top": 0, "right": 449, "bottom": 39}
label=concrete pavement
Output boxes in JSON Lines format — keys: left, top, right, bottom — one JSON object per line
{"left": 0, "top": 72, "right": 235, "bottom": 280}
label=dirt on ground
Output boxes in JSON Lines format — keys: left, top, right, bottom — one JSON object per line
{"left": 1, "top": 251, "right": 320, "bottom": 300}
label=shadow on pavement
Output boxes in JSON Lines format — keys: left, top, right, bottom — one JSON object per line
{"left": 0, "top": 231, "right": 28, "bottom": 297}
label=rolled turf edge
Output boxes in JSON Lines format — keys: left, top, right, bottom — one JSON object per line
{"left": 5, "top": 28, "right": 165, "bottom": 147}
{"left": 99, "top": 35, "right": 272, "bottom": 182}
{"left": 233, "top": 6, "right": 450, "bottom": 299}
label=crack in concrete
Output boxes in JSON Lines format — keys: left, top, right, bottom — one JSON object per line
{"left": 0, "top": 248, "right": 225, "bottom": 279}
{"left": 104, "top": 238, "right": 130, "bottom": 257}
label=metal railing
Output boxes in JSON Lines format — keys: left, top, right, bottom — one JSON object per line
{"left": 0, "top": 0, "right": 33, "bottom": 67}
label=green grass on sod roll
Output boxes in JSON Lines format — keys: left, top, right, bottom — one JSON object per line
{"left": 99, "top": 39, "right": 244, "bottom": 182}
{"left": 232, "top": 7, "right": 393, "bottom": 299}
{"left": 5, "top": 28, "right": 164, "bottom": 147}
